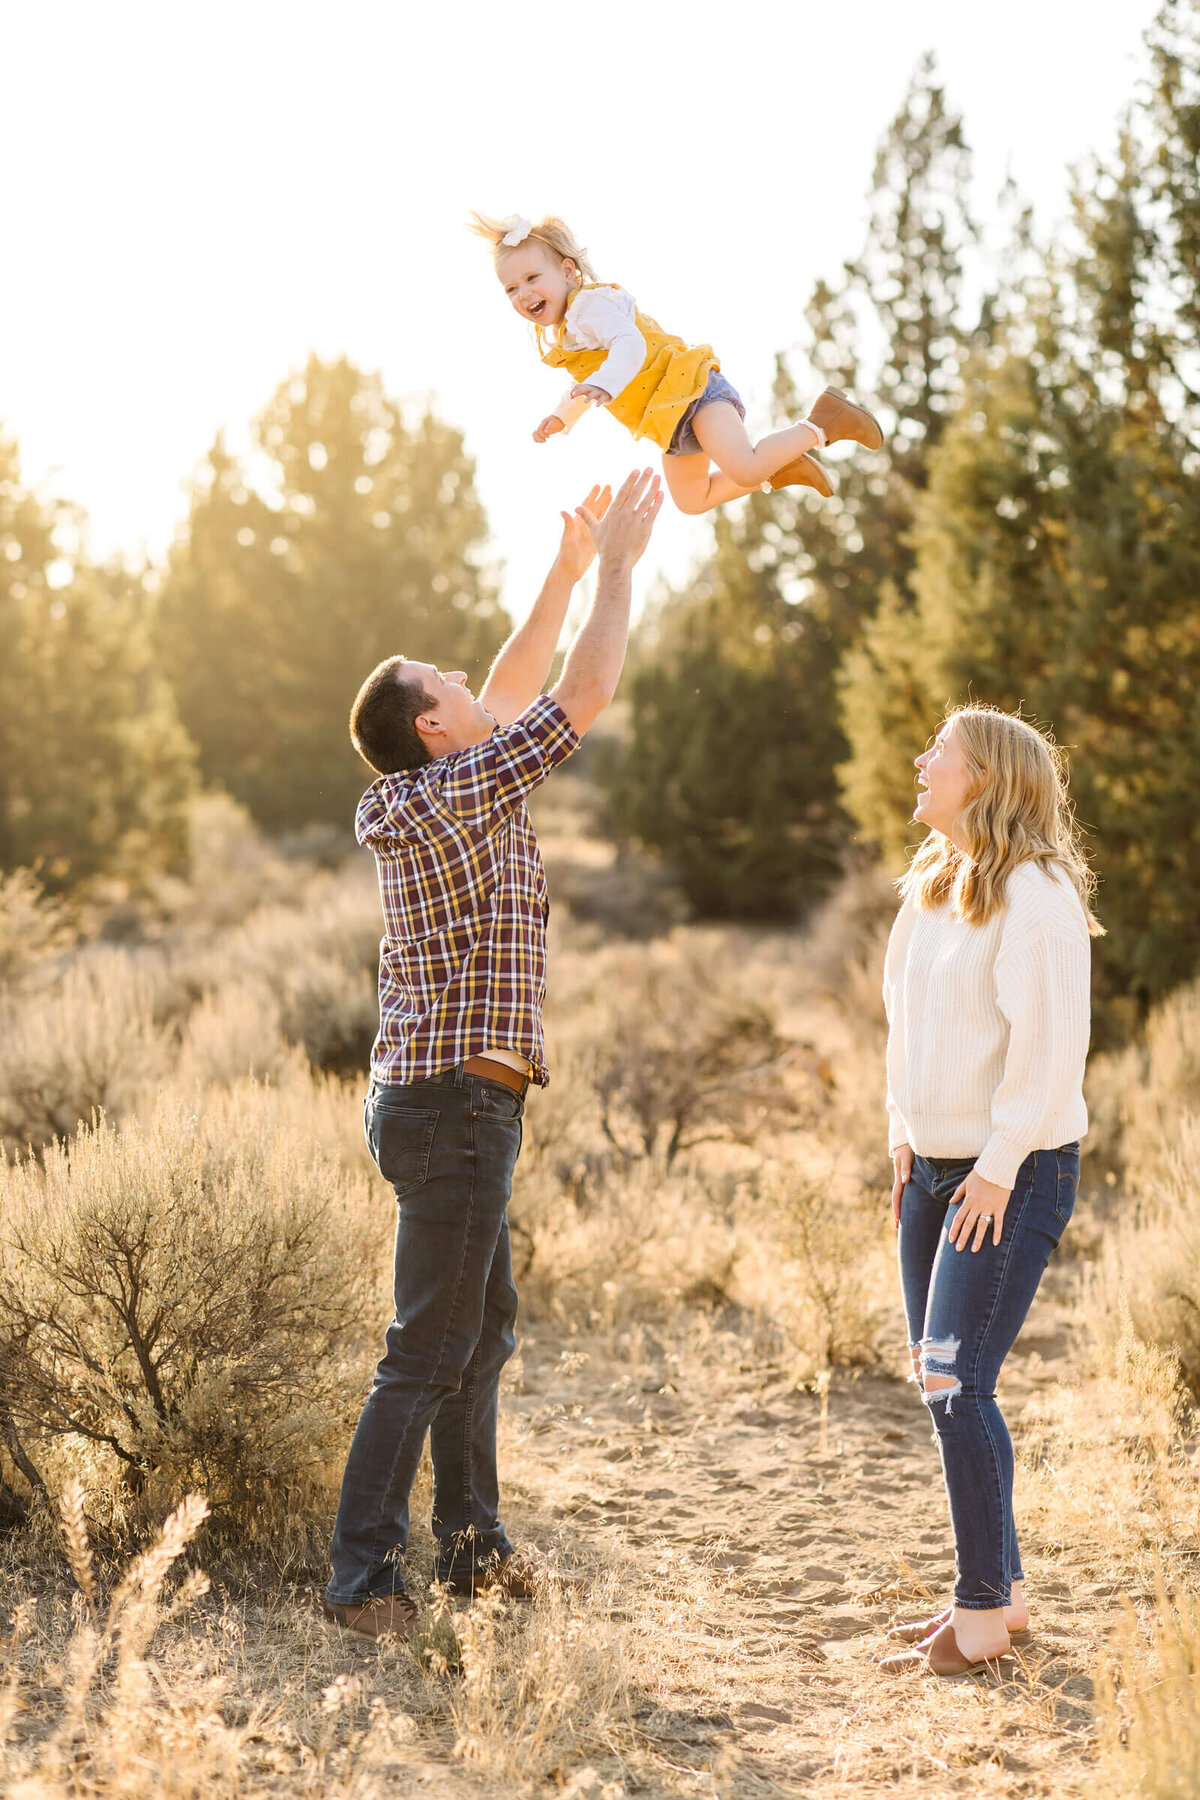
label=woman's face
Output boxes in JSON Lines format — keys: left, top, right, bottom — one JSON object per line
{"left": 913, "top": 722, "right": 975, "bottom": 842}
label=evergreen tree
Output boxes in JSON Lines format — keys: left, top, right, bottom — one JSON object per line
{"left": 838, "top": 0, "right": 1200, "bottom": 1017}
{"left": 0, "top": 433, "right": 195, "bottom": 889}
{"left": 159, "top": 355, "right": 507, "bottom": 832}
{"left": 605, "top": 494, "right": 844, "bottom": 920}
{"left": 601, "top": 58, "right": 979, "bottom": 918}
{"left": 796, "top": 55, "right": 979, "bottom": 648}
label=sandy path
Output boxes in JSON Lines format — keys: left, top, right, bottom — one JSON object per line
{"left": 503, "top": 1280, "right": 1112, "bottom": 1798}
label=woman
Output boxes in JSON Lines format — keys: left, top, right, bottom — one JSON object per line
{"left": 880, "top": 706, "right": 1101, "bottom": 1677}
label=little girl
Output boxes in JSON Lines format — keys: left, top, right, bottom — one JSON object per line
{"left": 469, "top": 211, "right": 885, "bottom": 516}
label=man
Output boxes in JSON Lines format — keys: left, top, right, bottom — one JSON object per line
{"left": 323, "top": 468, "right": 662, "bottom": 1638}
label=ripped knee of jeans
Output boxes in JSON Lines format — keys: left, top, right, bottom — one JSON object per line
{"left": 918, "top": 1335, "right": 962, "bottom": 1413}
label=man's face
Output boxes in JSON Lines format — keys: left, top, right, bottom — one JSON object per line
{"left": 407, "top": 662, "right": 495, "bottom": 755}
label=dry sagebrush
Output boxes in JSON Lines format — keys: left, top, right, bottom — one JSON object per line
{"left": 0, "top": 1077, "right": 384, "bottom": 1544}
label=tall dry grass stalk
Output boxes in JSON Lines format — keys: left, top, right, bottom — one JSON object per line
{"left": 1, "top": 1485, "right": 220, "bottom": 1800}
{"left": 1097, "top": 1580, "right": 1200, "bottom": 1799}
{"left": 1079, "top": 1113, "right": 1200, "bottom": 1390}
{"left": 1019, "top": 1301, "right": 1199, "bottom": 1587}
{"left": 448, "top": 1575, "right": 637, "bottom": 1789}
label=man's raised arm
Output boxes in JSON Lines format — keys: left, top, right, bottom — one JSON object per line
{"left": 552, "top": 469, "right": 662, "bottom": 739}
{"left": 479, "top": 484, "right": 612, "bottom": 728}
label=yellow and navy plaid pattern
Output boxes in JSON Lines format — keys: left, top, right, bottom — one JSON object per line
{"left": 355, "top": 695, "right": 579, "bottom": 1087}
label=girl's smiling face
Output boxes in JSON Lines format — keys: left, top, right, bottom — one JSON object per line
{"left": 496, "top": 239, "right": 579, "bottom": 326}
{"left": 913, "top": 722, "right": 976, "bottom": 845}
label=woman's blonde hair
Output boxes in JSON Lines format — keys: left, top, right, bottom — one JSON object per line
{"left": 467, "top": 211, "right": 597, "bottom": 282}
{"left": 899, "top": 704, "right": 1104, "bottom": 935}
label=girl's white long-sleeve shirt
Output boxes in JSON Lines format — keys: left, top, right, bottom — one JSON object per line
{"left": 882, "top": 860, "right": 1091, "bottom": 1189}
{"left": 549, "top": 287, "right": 647, "bottom": 430}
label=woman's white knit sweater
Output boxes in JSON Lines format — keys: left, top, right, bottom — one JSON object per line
{"left": 882, "top": 860, "right": 1091, "bottom": 1189}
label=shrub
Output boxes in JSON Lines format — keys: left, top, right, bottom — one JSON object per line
{"left": 1079, "top": 1112, "right": 1200, "bottom": 1393}
{"left": 0, "top": 949, "right": 170, "bottom": 1158}
{"left": 182, "top": 869, "right": 381, "bottom": 1074}
{"left": 0, "top": 1080, "right": 381, "bottom": 1540}
{"left": 1086, "top": 976, "right": 1200, "bottom": 1193}
{"left": 555, "top": 934, "right": 799, "bottom": 1170}
{"left": 735, "top": 1163, "right": 889, "bottom": 1373}
{"left": 0, "top": 868, "right": 71, "bottom": 989}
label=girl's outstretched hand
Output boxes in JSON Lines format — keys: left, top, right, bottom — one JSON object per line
{"left": 556, "top": 485, "right": 611, "bottom": 583}
{"left": 577, "top": 468, "right": 662, "bottom": 567}
{"left": 533, "top": 415, "right": 565, "bottom": 444}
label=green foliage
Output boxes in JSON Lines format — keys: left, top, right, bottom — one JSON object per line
{"left": 795, "top": 56, "right": 979, "bottom": 651}
{"left": 601, "top": 60, "right": 979, "bottom": 918}
{"left": 605, "top": 495, "right": 844, "bottom": 920}
{"left": 838, "top": 0, "right": 1200, "bottom": 1018}
{"left": 158, "top": 354, "right": 508, "bottom": 832}
{"left": 0, "top": 434, "right": 195, "bottom": 890}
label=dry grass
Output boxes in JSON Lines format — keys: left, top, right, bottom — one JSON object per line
{"left": 0, "top": 810, "right": 1198, "bottom": 1796}
{"left": 1096, "top": 1581, "right": 1200, "bottom": 1799}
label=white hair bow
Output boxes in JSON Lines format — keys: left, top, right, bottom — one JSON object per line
{"left": 499, "top": 214, "right": 532, "bottom": 247}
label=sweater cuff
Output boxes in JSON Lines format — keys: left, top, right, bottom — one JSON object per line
{"left": 973, "top": 1134, "right": 1026, "bottom": 1190}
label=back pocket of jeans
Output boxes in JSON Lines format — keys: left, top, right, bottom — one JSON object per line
{"left": 372, "top": 1106, "right": 439, "bottom": 1198}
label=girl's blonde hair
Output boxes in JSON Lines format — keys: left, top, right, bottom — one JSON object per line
{"left": 899, "top": 704, "right": 1104, "bottom": 935}
{"left": 467, "top": 211, "right": 597, "bottom": 282}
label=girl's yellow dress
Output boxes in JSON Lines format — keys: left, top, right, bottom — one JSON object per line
{"left": 537, "top": 283, "right": 718, "bottom": 453}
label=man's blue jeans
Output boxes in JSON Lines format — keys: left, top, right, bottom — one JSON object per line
{"left": 897, "top": 1144, "right": 1078, "bottom": 1610}
{"left": 326, "top": 1067, "right": 523, "bottom": 1605}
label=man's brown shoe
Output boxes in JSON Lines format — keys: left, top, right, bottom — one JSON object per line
{"left": 322, "top": 1593, "right": 419, "bottom": 1640}
{"left": 766, "top": 451, "right": 834, "bottom": 498}
{"left": 444, "top": 1549, "right": 584, "bottom": 1601}
{"left": 807, "top": 385, "right": 885, "bottom": 452}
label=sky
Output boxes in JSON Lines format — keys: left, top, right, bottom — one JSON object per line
{"left": 3, "top": 0, "right": 1165, "bottom": 623}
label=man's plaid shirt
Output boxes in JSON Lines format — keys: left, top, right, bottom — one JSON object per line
{"left": 355, "top": 695, "right": 579, "bottom": 1087}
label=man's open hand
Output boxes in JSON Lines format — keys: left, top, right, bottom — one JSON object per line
{"left": 577, "top": 468, "right": 662, "bottom": 567}
{"left": 556, "top": 485, "right": 611, "bottom": 584}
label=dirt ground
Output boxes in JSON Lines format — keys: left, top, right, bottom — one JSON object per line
{"left": 203, "top": 1268, "right": 1128, "bottom": 1800}
{"left": 493, "top": 1290, "right": 1107, "bottom": 1797}
{"left": 6, "top": 1263, "right": 1148, "bottom": 1799}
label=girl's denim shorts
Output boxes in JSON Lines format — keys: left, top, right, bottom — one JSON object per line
{"left": 667, "top": 368, "right": 745, "bottom": 457}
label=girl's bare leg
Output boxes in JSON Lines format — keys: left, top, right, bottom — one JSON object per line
{"left": 661, "top": 445, "right": 758, "bottom": 516}
{"left": 693, "top": 402, "right": 820, "bottom": 488}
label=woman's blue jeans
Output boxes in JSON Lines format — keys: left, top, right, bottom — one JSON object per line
{"left": 897, "top": 1144, "right": 1078, "bottom": 1610}
{"left": 326, "top": 1067, "right": 523, "bottom": 1606}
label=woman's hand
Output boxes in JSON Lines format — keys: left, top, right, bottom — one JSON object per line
{"left": 891, "top": 1143, "right": 914, "bottom": 1229}
{"left": 533, "top": 415, "right": 565, "bottom": 444}
{"left": 947, "top": 1168, "right": 1012, "bottom": 1251}
{"left": 555, "top": 485, "right": 611, "bottom": 583}
{"left": 570, "top": 383, "right": 612, "bottom": 405}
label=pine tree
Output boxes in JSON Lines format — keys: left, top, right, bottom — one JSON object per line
{"left": 605, "top": 494, "right": 844, "bottom": 920}
{"left": 0, "top": 433, "right": 195, "bottom": 889}
{"left": 601, "top": 58, "right": 980, "bottom": 917}
{"left": 838, "top": 0, "right": 1200, "bottom": 1018}
{"left": 159, "top": 355, "right": 507, "bottom": 832}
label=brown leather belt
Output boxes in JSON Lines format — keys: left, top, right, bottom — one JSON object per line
{"left": 462, "top": 1055, "right": 529, "bottom": 1096}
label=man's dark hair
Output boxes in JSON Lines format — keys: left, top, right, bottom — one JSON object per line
{"left": 349, "top": 657, "right": 436, "bottom": 775}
